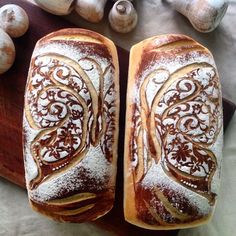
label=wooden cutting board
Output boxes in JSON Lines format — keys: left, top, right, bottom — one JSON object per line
{"left": 0, "top": 1, "right": 235, "bottom": 235}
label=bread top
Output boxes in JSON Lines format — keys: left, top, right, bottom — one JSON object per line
{"left": 124, "top": 34, "right": 223, "bottom": 229}
{"left": 23, "top": 28, "right": 119, "bottom": 204}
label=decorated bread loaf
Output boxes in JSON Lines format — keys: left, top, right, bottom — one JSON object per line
{"left": 23, "top": 28, "right": 119, "bottom": 222}
{"left": 124, "top": 34, "right": 223, "bottom": 229}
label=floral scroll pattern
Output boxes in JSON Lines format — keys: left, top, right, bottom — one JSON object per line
{"left": 131, "top": 63, "right": 222, "bottom": 205}
{"left": 25, "top": 53, "right": 116, "bottom": 189}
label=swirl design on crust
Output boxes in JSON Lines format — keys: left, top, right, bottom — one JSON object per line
{"left": 25, "top": 53, "right": 116, "bottom": 190}
{"left": 131, "top": 63, "right": 222, "bottom": 223}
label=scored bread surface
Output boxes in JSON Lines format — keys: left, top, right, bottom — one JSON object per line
{"left": 124, "top": 34, "right": 223, "bottom": 230}
{"left": 23, "top": 28, "right": 119, "bottom": 222}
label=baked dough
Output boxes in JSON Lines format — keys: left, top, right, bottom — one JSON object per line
{"left": 124, "top": 34, "right": 223, "bottom": 230}
{"left": 23, "top": 28, "right": 119, "bottom": 222}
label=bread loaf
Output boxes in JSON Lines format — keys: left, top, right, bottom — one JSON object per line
{"left": 23, "top": 28, "right": 119, "bottom": 222}
{"left": 124, "top": 34, "right": 223, "bottom": 229}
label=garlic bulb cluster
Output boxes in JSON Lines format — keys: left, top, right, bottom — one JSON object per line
{"left": 0, "top": 4, "right": 29, "bottom": 75}
{"left": 109, "top": 0, "right": 138, "bottom": 33}
{"left": 165, "top": 0, "right": 228, "bottom": 32}
{"left": 33, "top": 0, "right": 138, "bottom": 32}
{"left": 34, "top": 0, "right": 74, "bottom": 16}
{"left": 75, "top": 0, "right": 107, "bottom": 23}
{"left": 0, "top": 4, "right": 29, "bottom": 38}
{"left": 34, "top": 0, "right": 107, "bottom": 22}
{"left": 0, "top": 28, "right": 15, "bottom": 75}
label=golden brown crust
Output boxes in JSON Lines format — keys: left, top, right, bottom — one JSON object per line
{"left": 23, "top": 28, "right": 119, "bottom": 222}
{"left": 124, "top": 34, "right": 223, "bottom": 230}
{"left": 38, "top": 28, "right": 109, "bottom": 44}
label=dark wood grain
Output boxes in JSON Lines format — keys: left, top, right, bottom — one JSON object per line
{"left": 0, "top": 1, "right": 235, "bottom": 235}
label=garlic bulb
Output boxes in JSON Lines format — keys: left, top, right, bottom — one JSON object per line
{"left": 109, "top": 0, "right": 138, "bottom": 33}
{"left": 165, "top": 0, "right": 228, "bottom": 32}
{"left": 0, "top": 29, "right": 16, "bottom": 75}
{"left": 75, "top": 0, "right": 107, "bottom": 23}
{"left": 34, "top": 0, "right": 75, "bottom": 16}
{"left": 0, "top": 4, "right": 29, "bottom": 38}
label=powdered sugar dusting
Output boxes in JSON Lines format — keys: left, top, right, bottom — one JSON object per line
{"left": 34, "top": 42, "right": 110, "bottom": 75}
{"left": 210, "top": 128, "right": 223, "bottom": 193}
{"left": 142, "top": 162, "right": 212, "bottom": 215}
{"left": 30, "top": 145, "right": 112, "bottom": 202}
{"left": 143, "top": 51, "right": 214, "bottom": 83}
{"left": 23, "top": 115, "right": 40, "bottom": 183}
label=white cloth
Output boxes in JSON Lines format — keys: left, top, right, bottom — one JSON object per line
{"left": 1, "top": 1, "right": 236, "bottom": 235}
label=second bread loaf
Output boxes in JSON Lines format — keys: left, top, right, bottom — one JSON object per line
{"left": 124, "top": 34, "right": 223, "bottom": 230}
